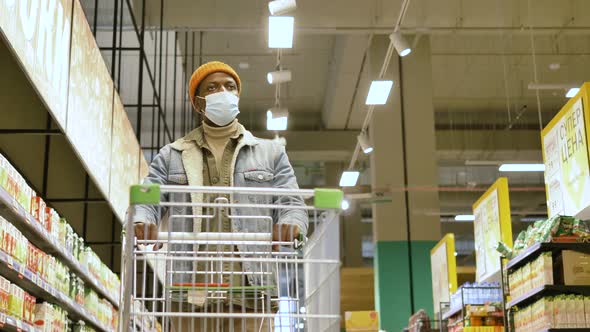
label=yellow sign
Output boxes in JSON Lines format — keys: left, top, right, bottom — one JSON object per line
{"left": 473, "top": 178, "right": 513, "bottom": 282}
{"left": 542, "top": 83, "right": 590, "bottom": 219}
{"left": 344, "top": 311, "right": 379, "bottom": 331}
{"left": 430, "top": 233, "right": 458, "bottom": 316}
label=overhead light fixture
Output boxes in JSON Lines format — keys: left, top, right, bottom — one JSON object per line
{"left": 357, "top": 131, "right": 373, "bottom": 154}
{"left": 454, "top": 215, "right": 475, "bottom": 222}
{"left": 268, "top": 0, "right": 296, "bottom": 15}
{"left": 341, "top": 199, "right": 350, "bottom": 211}
{"left": 389, "top": 31, "right": 412, "bottom": 57}
{"left": 267, "top": 70, "right": 292, "bottom": 84}
{"left": 566, "top": 87, "right": 580, "bottom": 98}
{"left": 365, "top": 80, "right": 393, "bottom": 105}
{"left": 339, "top": 171, "right": 360, "bottom": 187}
{"left": 266, "top": 108, "right": 289, "bottom": 131}
{"left": 499, "top": 164, "right": 545, "bottom": 172}
{"left": 268, "top": 16, "right": 294, "bottom": 49}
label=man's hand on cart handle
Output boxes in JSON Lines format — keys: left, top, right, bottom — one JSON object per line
{"left": 134, "top": 222, "right": 162, "bottom": 249}
{"left": 272, "top": 223, "right": 300, "bottom": 251}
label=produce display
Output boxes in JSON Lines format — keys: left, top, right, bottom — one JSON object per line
{"left": 508, "top": 252, "right": 553, "bottom": 298}
{"left": 498, "top": 216, "right": 590, "bottom": 259}
{"left": 513, "top": 295, "right": 590, "bottom": 330}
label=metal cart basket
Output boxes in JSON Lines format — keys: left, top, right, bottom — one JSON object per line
{"left": 118, "top": 184, "right": 343, "bottom": 332}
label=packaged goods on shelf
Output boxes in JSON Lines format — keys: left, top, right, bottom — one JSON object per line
{"left": 31, "top": 195, "right": 47, "bottom": 226}
{"left": 557, "top": 250, "right": 590, "bottom": 285}
{"left": 84, "top": 287, "right": 99, "bottom": 320}
{"left": 73, "top": 321, "right": 97, "bottom": 332}
{"left": 514, "top": 295, "right": 590, "bottom": 330}
{"left": 449, "top": 282, "right": 503, "bottom": 313}
{"left": 70, "top": 274, "right": 85, "bottom": 306}
{"left": 0, "top": 274, "right": 10, "bottom": 313}
{"left": 58, "top": 218, "right": 68, "bottom": 248}
{"left": 34, "top": 302, "right": 69, "bottom": 332}
{"left": 507, "top": 216, "right": 590, "bottom": 257}
{"left": 508, "top": 252, "right": 553, "bottom": 297}
{"left": 9, "top": 284, "right": 25, "bottom": 319}
{"left": 23, "top": 292, "right": 36, "bottom": 324}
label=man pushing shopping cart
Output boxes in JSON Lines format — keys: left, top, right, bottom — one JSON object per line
{"left": 122, "top": 61, "right": 342, "bottom": 332}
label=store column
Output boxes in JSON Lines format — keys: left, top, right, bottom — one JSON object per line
{"left": 369, "top": 35, "right": 441, "bottom": 331}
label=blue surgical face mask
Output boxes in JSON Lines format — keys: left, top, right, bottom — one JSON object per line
{"left": 200, "top": 91, "right": 240, "bottom": 126}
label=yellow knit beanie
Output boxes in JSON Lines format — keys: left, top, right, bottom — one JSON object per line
{"left": 188, "top": 61, "right": 242, "bottom": 106}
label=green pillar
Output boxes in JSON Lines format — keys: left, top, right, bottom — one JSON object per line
{"left": 369, "top": 35, "right": 441, "bottom": 332}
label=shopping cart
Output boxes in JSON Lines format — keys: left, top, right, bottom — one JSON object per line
{"left": 118, "top": 184, "right": 343, "bottom": 332}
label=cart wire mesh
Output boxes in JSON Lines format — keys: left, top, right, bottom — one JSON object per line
{"left": 118, "top": 185, "right": 343, "bottom": 332}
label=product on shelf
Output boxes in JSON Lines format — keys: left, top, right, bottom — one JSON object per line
{"left": 0, "top": 275, "right": 10, "bottom": 313}
{"left": 31, "top": 195, "right": 47, "bottom": 226}
{"left": 9, "top": 284, "right": 25, "bottom": 319}
{"left": 501, "top": 216, "right": 590, "bottom": 258}
{"left": 85, "top": 287, "right": 99, "bottom": 320}
{"left": 514, "top": 295, "right": 590, "bottom": 330}
{"left": 449, "top": 282, "right": 503, "bottom": 313}
{"left": 23, "top": 292, "right": 36, "bottom": 324}
{"left": 73, "top": 321, "right": 97, "bottom": 332}
{"left": 508, "top": 252, "right": 553, "bottom": 298}
{"left": 557, "top": 250, "right": 590, "bottom": 285}
{"left": 34, "top": 302, "right": 69, "bottom": 332}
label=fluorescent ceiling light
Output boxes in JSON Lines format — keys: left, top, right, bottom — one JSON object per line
{"left": 266, "top": 108, "right": 288, "bottom": 131}
{"left": 365, "top": 80, "right": 394, "bottom": 105}
{"left": 341, "top": 199, "right": 350, "bottom": 211}
{"left": 389, "top": 31, "right": 411, "bottom": 57}
{"left": 454, "top": 215, "right": 475, "bottom": 222}
{"left": 499, "top": 164, "right": 545, "bottom": 172}
{"left": 339, "top": 171, "right": 360, "bottom": 187}
{"left": 268, "top": 16, "right": 294, "bottom": 49}
{"left": 267, "top": 70, "right": 292, "bottom": 84}
{"left": 566, "top": 88, "right": 580, "bottom": 98}
{"left": 268, "top": 0, "right": 296, "bottom": 15}
{"left": 357, "top": 131, "right": 373, "bottom": 154}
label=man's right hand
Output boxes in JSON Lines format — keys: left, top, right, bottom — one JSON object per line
{"left": 134, "top": 222, "right": 160, "bottom": 249}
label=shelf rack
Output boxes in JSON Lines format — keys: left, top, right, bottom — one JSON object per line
{"left": 0, "top": 185, "right": 119, "bottom": 306}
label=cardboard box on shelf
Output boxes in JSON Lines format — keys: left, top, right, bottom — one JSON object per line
{"left": 559, "top": 250, "right": 590, "bottom": 285}
{"left": 344, "top": 311, "right": 379, "bottom": 331}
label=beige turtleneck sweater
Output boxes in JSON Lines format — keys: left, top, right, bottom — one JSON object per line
{"left": 202, "top": 119, "right": 240, "bottom": 170}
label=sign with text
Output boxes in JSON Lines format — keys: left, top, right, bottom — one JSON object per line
{"left": 542, "top": 83, "right": 590, "bottom": 219}
{"left": 430, "top": 234, "right": 457, "bottom": 317}
{"left": 0, "top": 0, "right": 72, "bottom": 128}
{"left": 473, "top": 178, "right": 513, "bottom": 282}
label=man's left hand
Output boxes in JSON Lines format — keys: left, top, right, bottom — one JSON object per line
{"left": 272, "top": 223, "right": 300, "bottom": 251}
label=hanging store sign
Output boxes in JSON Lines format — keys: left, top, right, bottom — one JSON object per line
{"left": 542, "top": 83, "right": 590, "bottom": 219}
{"left": 110, "top": 95, "right": 142, "bottom": 221}
{"left": 0, "top": 0, "right": 73, "bottom": 128}
{"left": 472, "top": 177, "right": 513, "bottom": 282}
{"left": 66, "top": 0, "right": 113, "bottom": 198}
{"left": 430, "top": 233, "right": 458, "bottom": 317}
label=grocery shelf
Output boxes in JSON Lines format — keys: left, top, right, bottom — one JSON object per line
{"left": 0, "top": 247, "right": 112, "bottom": 332}
{"left": 441, "top": 306, "right": 463, "bottom": 320}
{"left": 540, "top": 329, "right": 590, "bottom": 332}
{"left": 0, "top": 185, "right": 119, "bottom": 307}
{"left": 505, "top": 242, "right": 590, "bottom": 271}
{"left": 0, "top": 313, "right": 40, "bottom": 332}
{"left": 507, "top": 285, "right": 590, "bottom": 309}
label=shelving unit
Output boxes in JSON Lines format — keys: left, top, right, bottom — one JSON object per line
{"left": 0, "top": 185, "right": 119, "bottom": 306}
{"left": 506, "top": 242, "right": 590, "bottom": 271}
{"left": 506, "top": 285, "right": 590, "bottom": 309}
{"left": 0, "top": 313, "right": 40, "bottom": 332}
{"left": 504, "top": 241, "right": 590, "bottom": 331}
{"left": 0, "top": 249, "right": 111, "bottom": 332}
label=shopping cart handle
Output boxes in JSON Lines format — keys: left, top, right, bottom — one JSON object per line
{"left": 157, "top": 232, "right": 272, "bottom": 241}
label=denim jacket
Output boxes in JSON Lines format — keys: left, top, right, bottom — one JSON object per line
{"left": 131, "top": 124, "right": 308, "bottom": 287}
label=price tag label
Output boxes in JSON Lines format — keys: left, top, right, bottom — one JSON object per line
{"left": 11, "top": 197, "right": 19, "bottom": 211}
